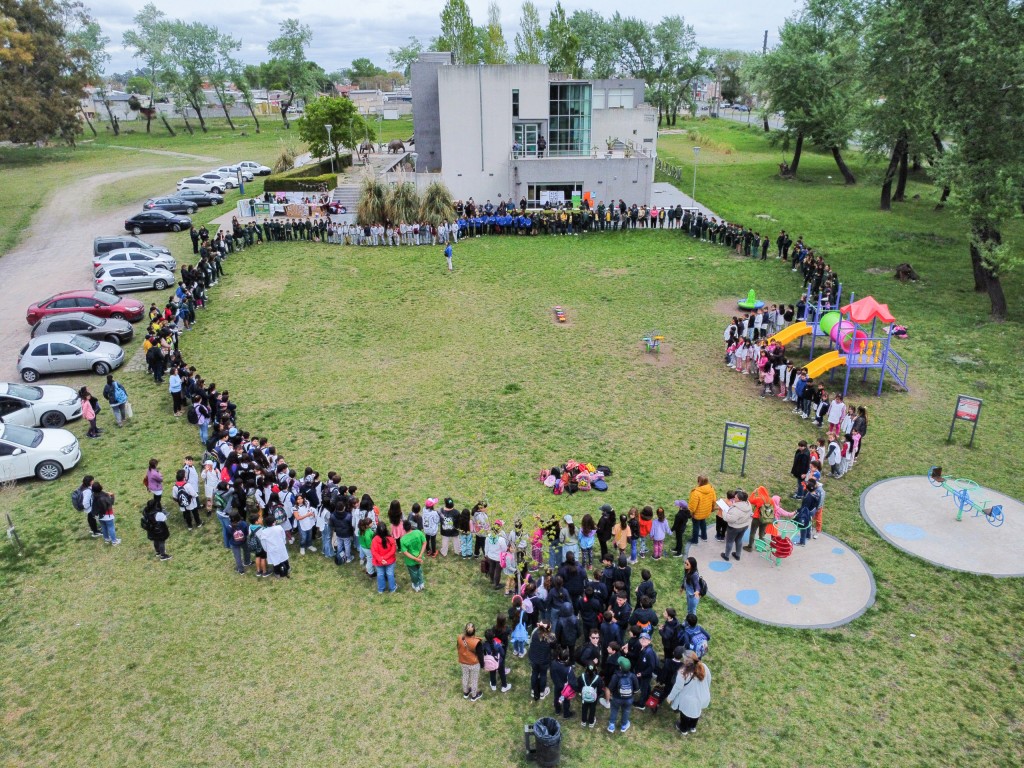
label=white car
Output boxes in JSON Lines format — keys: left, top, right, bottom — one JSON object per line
{"left": 18, "top": 333, "right": 125, "bottom": 382}
{"left": 94, "top": 248, "right": 176, "bottom": 273}
{"left": 0, "top": 383, "right": 82, "bottom": 428}
{"left": 0, "top": 422, "right": 81, "bottom": 482}
{"left": 177, "top": 176, "right": 225, "bottom": 195}
{"left": 213, "top": 165, "right": 255, "bottom": 182}
{"left": 238, "top": 160, "right": 272, "bottom": 176}
{"left": 200, "top": 172, "right": 238, "bottom": 189}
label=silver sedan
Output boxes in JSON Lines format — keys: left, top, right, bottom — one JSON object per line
{"left": 17, "top": 333, "right": 125, "bottom": 382}
{"left": 94, "top": 263, "right": 173, "bottom": 295}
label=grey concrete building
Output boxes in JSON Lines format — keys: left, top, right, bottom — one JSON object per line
{"left": 411, "top": 57, "right": 656, "bottom": 208}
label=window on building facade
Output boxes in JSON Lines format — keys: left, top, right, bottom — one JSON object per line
{"left": 548, "top": 83, "right": 592, "bottom": 156}
{"left": 512, "top": 89, "right": 519, "bottom": 118}
{"left": 606, "top": 88, "right": 634, "bottom": 109}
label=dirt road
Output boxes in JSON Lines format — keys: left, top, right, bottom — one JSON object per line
{"left": 0, "top": 163, "right": 204, "bottom": 381}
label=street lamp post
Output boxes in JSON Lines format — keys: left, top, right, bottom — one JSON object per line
{"left": 692, "top": 146, "right": 701, "bottom": 207}
{"left": 324, "top": 123, "right": 334, "bottom": 174}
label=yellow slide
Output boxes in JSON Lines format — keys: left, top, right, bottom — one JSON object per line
{"left": 768, "top": 321, "right": 811, "bottom": 346}
{"left": 804, "top": 350, "right": 847, "bottom": 379}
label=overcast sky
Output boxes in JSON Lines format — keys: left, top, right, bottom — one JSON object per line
{"left": 97, "top": 0, "right": 800, "bottom": 75}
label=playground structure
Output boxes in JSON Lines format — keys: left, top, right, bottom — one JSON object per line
{"left": 642, "top": 330, "right": 664, "bottom": 353}
{"left": 767, "top": 288, "right": 910, "bottom": 397}
{"left": 928, "top": 467, "right": 1005, "bottom": 527}
{"left": 553, "top": 306, "right": 567, "bottom": 323}
{"left": 738, "top": 289, "right": 765, "bottom": 310}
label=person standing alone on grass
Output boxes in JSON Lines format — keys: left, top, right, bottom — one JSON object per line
{"left": 79, "top": 387, "right": 100, "bottom": 438}
{"left": 445, "top": 241, "right": 453, "bottom": 272}
{"left": 142, "top": 499, "right": 171, "bottom": 560}
{"left": 458, "top": 623, "right": 485, "bottom": 701}
{"left": 102, "top": 375, "right": 129, "bottom": 427}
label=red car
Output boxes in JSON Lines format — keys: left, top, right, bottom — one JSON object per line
{"left": 26, "top": 290, "right": 145, "bottom": 326}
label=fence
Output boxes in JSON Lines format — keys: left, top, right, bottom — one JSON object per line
{"left": 655, "top": 156, "right": 686, "bottom": 182}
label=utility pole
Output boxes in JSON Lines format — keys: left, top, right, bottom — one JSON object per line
{"left": 762, "top": 30, "right": 770, "bottom": 132}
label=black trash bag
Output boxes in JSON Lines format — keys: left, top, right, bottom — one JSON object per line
{"left": 533, "top": 717, "right": 561, "bottom": 746}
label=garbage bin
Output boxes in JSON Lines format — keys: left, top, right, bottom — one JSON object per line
{"left": 529, "top": 717, "right": 561, "bottom": 768}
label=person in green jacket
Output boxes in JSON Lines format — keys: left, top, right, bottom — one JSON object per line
{"left": 358, "top": 518, "right": 377, "bottom": 577}
{"left": 399, "top": 519, "right": 427, "bottom": 591}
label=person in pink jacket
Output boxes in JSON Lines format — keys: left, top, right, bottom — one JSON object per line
{"left": 79, "top": 387, "right": 100, "bottom": 438}
{"left": 145, "top": 458, "right": 164, "bottom": 511}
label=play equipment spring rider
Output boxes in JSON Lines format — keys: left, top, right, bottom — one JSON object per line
{"left": 768, "top": 292, "right": 910, "bottom": 396}
{"left": 553, "top": 306, "right": 567, "bottom": 323}
{"left": 642, "top": 330, "right": 664, "bottom": 353}
{"left": 928, "top": 466, "right": 1004, "bottom": 527}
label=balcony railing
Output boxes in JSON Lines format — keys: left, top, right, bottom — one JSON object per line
{"left": 510, "top": 145, "right": 652, "bottom": 161}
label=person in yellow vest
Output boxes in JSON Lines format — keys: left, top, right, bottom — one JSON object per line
{"left": 687, "top": 476, "right": 717, "bottom": 546}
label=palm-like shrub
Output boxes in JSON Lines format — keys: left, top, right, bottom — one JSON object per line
{"left": 385, "top": 180, "right": 421, "bottom": 225}
{"left": 357, "top": 172, "right": 387, "bottom": 225}
{"left": 420, "top": 180, "right": 455, "bottom": 226}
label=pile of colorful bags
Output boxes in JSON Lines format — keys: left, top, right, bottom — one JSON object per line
{"left": 538, "top": 460, "right": 612, "bottom": 495}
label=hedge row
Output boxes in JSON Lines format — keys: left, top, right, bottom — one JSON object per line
{"left": 262, "top": 173, "right": 339, "bottom": 192}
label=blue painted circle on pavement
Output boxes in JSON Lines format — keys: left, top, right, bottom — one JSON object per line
{"left": 787, "top": 595, "right": 802, "bottom": 605}
{"left": 708, "top": 560, "right": 732, "bottom": 572}
{"left": 736, "top": 589, "right": 760, "bottom": 606}
{"left": 832, "top": 547, "right": 845, "bottom": 555}
{"left": 883, "top": 523, "right": 926, "bottom": 541}
{"left": 810, "top": 572, "right": 837, "bottom": 585}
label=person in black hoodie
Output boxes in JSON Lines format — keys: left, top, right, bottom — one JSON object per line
{"left": 629, "top": 596, "right": 659, "bottom": 635}
{"left": 791, "top": 440, "right": 811, "bottom": 499}
{"left": 612, "top": 555, "right": 632, "bottom": 596}
{"left": 612, "top": 591, "right": 632, "bottom": 628}
{"left": 634, "top": 632, "right": 659, "bottom": 709}
{"left": 528, "top": 622, "right": 556, "bottom": 702}
{"left": 659, "top": 607, "right": 681, "bottom": 660}
{"left": 579, "top": 586, "right": 605, "bottom": 634}
{"left": 556, "top": 603, "right": 579, "bottom": 658}
{"left": 550, "top": 647, "right": 575, "bottom": 718}
{"left": 143, "top": 498, "right": 171, "bottom": 560}
{"left": 596, "top": 504, "right": 615, "bottom": 559}
{"left": 670, "top": 501, "right": 690, "bottom": 557}
{"left": 330, "top": 498, "right": 354, "bottom": 564}
{"left": 558, "top": 552, "right": 586, "bottom": 611}
{"left": 577, "top": 628, "right": 602, "bottom": 669}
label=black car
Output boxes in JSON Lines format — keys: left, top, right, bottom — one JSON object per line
{"left": 173, "top": 189, "right": 224, "bottom": 207}
{"left": 144, "top": 196, "right": 198, "bottom": 215}
{"left": 31, "top": 312, "right": 134, "bottom": 345}
{"left": 124, "top": 210, "right": 192, "bottom": 234}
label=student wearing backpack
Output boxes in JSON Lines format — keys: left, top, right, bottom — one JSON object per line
{"left": 421, "top": 498, "right": 440, "bottom": 557}
{"left": 228, "top": 513, "right": 251, "bottom": 574}
{"left": 248, "top": 514, "right": 268, "bottom": 577}
{"left": 596, "top": 504, "right": 615, "bottom": 559}
{"left": 73, "top": 475, "right": 101, "bottom": 538}
{"left": 635, "top": 632, "right": 659, "bottom": 709}
{"left": 142, "top": 499, "right": 171, "bottom": 560}
{"left": 550, "top": 647, "right": 576, "bottom": 718}
{"left": 172, "top": 469, "right": 202, "bottom": 530}
{"left": 102, "top": 375, "right": 129, "bottom": 427}
{"left": 665, "top": 650, "right": 712, "bottom": 735}
{"left": 578, "top": 660, "right": 604, "bottom": 728}
{"left": 606, "top": 657, "right": 639, "bottom": 734}
{"left": 91, "top": 482, "right": 119, "bottom": 545}
{"left": 438, "top": 498, "right": 458, "bottom": 557}
{"left": 256, "top": 517, "right": 290, "bottom": 578}
{"left": 680, "top": 557, "right": 705, "bottom": 618}
{"left": 679, "top": 613, "right": 711, "bottom": 658}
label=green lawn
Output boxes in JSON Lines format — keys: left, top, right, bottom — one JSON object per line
{"left": 1, "top": 119, "right": 1023, "bottom": 767}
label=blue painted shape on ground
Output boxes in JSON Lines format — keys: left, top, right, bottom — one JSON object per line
{"left": 708, "top": 560, "right": 732, "bottom": 572}
{"left": 787, "top": 595, "right": 802, "bottom": 605}
{"left": 736, "top": 589, "right": 760, "bottom": 606}
{"left": 832, "top": 547, "right": 845, "bottom": 555}
{"left": 810, "top": 572, "right": 837, "bottom": 585}
{"left": 884, "top": 523, "right": 926, "bottom": 541}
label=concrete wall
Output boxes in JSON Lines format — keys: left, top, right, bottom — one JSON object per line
{"left": 592, "top": 104, "right": 658, "bottom": 154}
{"left": 511, "top": 156, "right": 653, "bottom": 208}
{"left": 411, "top": 54, "right": 452, "bottom": 172}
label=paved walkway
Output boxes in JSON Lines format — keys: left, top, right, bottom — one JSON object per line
{"left": 650, "top": 182, "right": 719, "bottom": 220}
{"left": 861, "top": 476, "right": 1024, "bottom": 577}
{"left": 694, "top": 531, "right": 876, "bottom": 629}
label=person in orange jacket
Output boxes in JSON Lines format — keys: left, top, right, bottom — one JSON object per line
{"left": 687, "top": 476, "right": 717, "bottom": 546}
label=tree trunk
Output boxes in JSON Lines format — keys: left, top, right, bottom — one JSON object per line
{"left": 216, "top": 87, "right": 236, "bottom": 130}
{"left": 80, "top": 107, "right": 98, "bottom": 137}
{"left": 280, "top": 100, "right": 291, "bottom": 129}
{"left": 789, "top": 131, "right": 804, "bottom": 176}
{"left": 937, "top": 185, "right": 951, "bottom": 209}
{"left": 830, "top": 146, "right": 856, "bottom": 184}
{"left": 189, "top": 100, "right": 208, "bottom": 133}
{"left": 146, "top": 113, "right": 152, "bottom": 133}
{"left": 973, "top": 224, "right": 1007, "bottom": 319}
{"left": 932, "top": 131, "right": 950, "bottom": 209}
{"left": 894, "top": 149, "right": 909, "bottom": 201}
{"left": 968, "top": 240, "right": 987, "bottom": 292}
{"left": 160, "top": 114, "right": 176, "bottom": 136}
{"left": 102, "top": 97, "right": 120, "bottom": 136}
{"left": 763, "top": 114, "right": 770, "bottom": 132}
{"left": 245, "top": 99, "right": 261, "bottom": 133}
{"left": 880, "top": 140, "right": 902, "bottom": 211}
{"left": 180, "top": 112, "right": 194, "bottom": 135}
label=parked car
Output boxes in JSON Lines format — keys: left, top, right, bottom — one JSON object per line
{"left": 199, "top": 172, "right": 237, "bottom": 189}
{"left": 237, "top": 160, "right": 272, "bottom": 176}
{"left": 177, "top": 176, "right": 226, "bottom": 195}
{"left": 94, "top": 248, "right": 175, "bottom": 273}
{"left": 124, "top": 209, "right": 191, "bottom": 235}
{"left": 736, "top": 104, "right": 750, "bottom": 112}
{"left": 94, "top": 235, "right": 171, "bottom": 258}
{"left": 0, "top": 423, "right": 81, "bottom": 481}
{"left": 26, "top": 290, "right": 145, "bottom": 325}
{"left": 18, "top": 334, "right": 125, "bottom": 382}
{"left": 94, "top": 263, "right": 172, "bottom": 295}
{"left": 31, "top": 312, "right": 134, "bottom": 345}
{"left": 0, "top": 382, "right": 81, "bottom": 428}
{"left": 213, "top": 165, "right": 255, "bottom": 181}
{"left": 173, "top": 189, "right": 223, "bottom": 207}
{"left": 144, "top": 196, "right": 197, "bottom": 215}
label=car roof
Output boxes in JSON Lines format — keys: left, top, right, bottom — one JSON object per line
{"left": 26, "top": 332, "right": 81, "bottom": 346}
{"left": 37, "top": 311, "right": 94, "bottom": 324}
{"left": 99, "top": 248, "right": 167, "bottom": 258}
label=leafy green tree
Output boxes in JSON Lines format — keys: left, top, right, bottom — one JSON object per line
{"left": 0, "top": 0, "right": 93, "bottom": 144}
{"left": 164, "top": 20, "right": 218, "bottom": 133}
{"left": 223, "top": 49, "right": 260, "bottom": 133}
{"left": 267, "top": 18, "right": 317, "bottom": 128}
{"left": 209, "top": 31, "right": 240, "bottom": 130}
{"left": 345, "top": 57, "right": 385, "bottom": 85}
{"left": 482, "top": 2, "right": 510, "bottom": 65}
{"left": 568, "top": 10, "right": 617, "bottom": 78}
{"left": 437, "top": 0, "right": 478, "bottom": 65}
{"left": 545, "top": 2, "right": 581, "bottom": 77}
{"left": 513, "top": 1, "right": 543, "bottom": 64}
{"left": 123, "top": 3, "right": 172, "bottom": 134}
{"left": 67, "top": 18, "right": 109, "bottom": 136}
{"left": 296, "top": 96, "right": 372, "bottom": 162}
{"left": 707, "top": 49, "right": 753, "bottom": 105}
{"left": 389, "top": 37, "right": 423, "bottom": 79}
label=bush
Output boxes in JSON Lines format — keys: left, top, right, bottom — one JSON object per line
{"left": 262, "top": 173, "right": 339, "bottom": 193}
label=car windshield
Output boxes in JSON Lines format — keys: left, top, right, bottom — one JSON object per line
{"left": 91, "top": 293, "right": 116, "bottom": 306}
{"left": 136, "top": 239, "right": 156, "bottom": 249}
{"left": 5, "top": 384, "right": 42, "bottom": 401}
{"left": 69, "top": 335, "right": 99, "bottom": 352}
{"left": 0, "top": 423, "right": 43, "bottom": 448}
{"left": 90, "top": 316, "right": 106, "bottom": 327}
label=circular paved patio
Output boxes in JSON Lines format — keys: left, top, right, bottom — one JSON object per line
{"left": 860, "top": 476, "right": 1024, "bottom": 577}
{"left": 693, "top": 531, "right": 876, "bottom": 629}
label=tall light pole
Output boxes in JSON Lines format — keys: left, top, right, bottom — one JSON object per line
{"left": 324, "top": 123, "right": 334, "bottom": 174}
{"left": 691, "top": 146, "right": 701, "bottom": 206}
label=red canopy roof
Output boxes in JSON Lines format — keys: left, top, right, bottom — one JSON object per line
{"left": 841, "top": 296, "right": 896, "bottom": 324}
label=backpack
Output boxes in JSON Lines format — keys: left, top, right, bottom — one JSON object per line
{"left": 175, "top": 486, "right": 194, "bottom": 510}
{"left": 580, "top": 673, "right": 599, "bottom": 703}
{"left": 616, "top": 673, "right": 634, "bottom": 699}
{"left": 270, "top": 504, "right": 286, "bottom": 525}
{"left": 592, "top": 479, "right": 608, "bottom": 492}
{"left": 186, "top": 405, "right": 199, "bottom": 424}
{"left": 698, "top": 576, "right": 708, "bottom": 597}
{"left": 687, "top": 627, "right": 710, "bottom": 658}
{"left": 140, "top": 510, "right": 154, "bottom": 532}
{"left": 71, "top": 488, "right": 85, "bottom": 512}
{"left": 232, "top": 526, "right": 246, "bottom": 544}
{"left": 248, "top": 527, "right": 263, "bottom": 553}
{"left": 596, "top": 465, "right": 612, "bottom": 477}
{"left": 511, "top": 613, "right": 529, "bottom": 643}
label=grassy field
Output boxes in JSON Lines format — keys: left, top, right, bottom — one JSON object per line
{"left": 1, "top": 120, "right": 1023, "bottom": 767}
